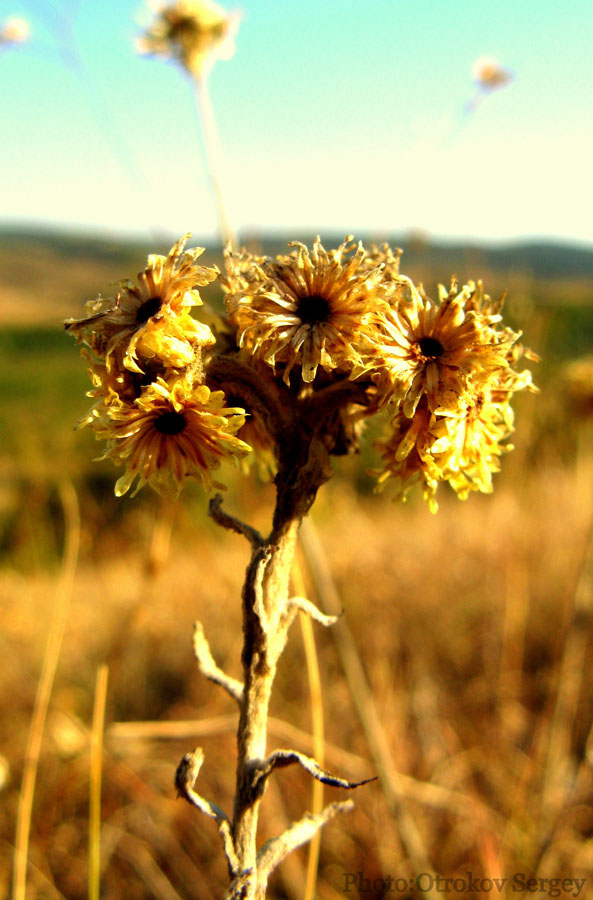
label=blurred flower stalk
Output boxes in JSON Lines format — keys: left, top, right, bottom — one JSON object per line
{"left": 138, "top": 0, "right": 240, "bottom": 247}
{"left": 65, "top": 226, "right": 536, "bottom": 896}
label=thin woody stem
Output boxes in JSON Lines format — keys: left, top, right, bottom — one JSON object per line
{"left": 204, "top": 413, "right": 358, "bottom": 897}
{"left": 231, "top": 522, "right": 300, "bottom": 892}
{"left": 209, "top": 494, "right": 264, "bottom": 549}
{"left": 229, "top": 432, "right": 333, "bottom": 897}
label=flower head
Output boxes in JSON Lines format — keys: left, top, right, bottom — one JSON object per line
{"left": 443, "top": 388, "right": 515, "bottom": 500}
{"left": 373, "top": 403, "right": 449, "bottom": 513}
{"left": 65, "top": 234, "right": 217, "bottom": 374}
{"left": 369, "top": 265, "right": 536, "bottom": 511}
{"left": 472, "top": 57, "right": 513, "bottom": 91}
{"left": 223, "top": 236, "right": 390, "bottom": 385}
{"left": 372, "top": 278, "right": 520, "bottom": 419}
{"left": 138, "top": 0, "right": 240, "bottom": 79}
{"left": 95, "top": 376, "right": 251, "bottom": 496}
{"left": 373, "top": 387, "right": 517, "bottom": 513}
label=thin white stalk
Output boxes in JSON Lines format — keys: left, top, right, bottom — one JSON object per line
{"left": 193, "top": 75, "right": 237, "bottom": 249}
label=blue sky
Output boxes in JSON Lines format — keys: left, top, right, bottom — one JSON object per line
{"left": 2, "top": 0, "right": 593, "bottom": 246}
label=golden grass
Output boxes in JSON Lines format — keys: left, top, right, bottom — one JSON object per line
{"left": 293, "top": 556, "right": 325, "bottom": 900}
{"left": 11, "top": 480, "right": 79, "bottom": 900}
{"left": 2, "top": 445, "right": 593, "bottom": 898}
{"left": 89, "top": 664, "right": 108, "bottom": 900}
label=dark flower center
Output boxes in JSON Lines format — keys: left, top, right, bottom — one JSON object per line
{"left": 154, "top": 411, "right": 187, "bottom": 435}
{"left": 418, "top": 336, "right": 445, "bottom": 359}
{"left": 296, "top": 294, "right": 331, "bottom": 326}
{"left": 136, "top": 296, "right": 162, "bottom": 324}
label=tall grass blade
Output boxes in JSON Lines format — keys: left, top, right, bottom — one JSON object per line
{"left": 12, "top": 479, "right": 80, "bottom": 900}
{"left": 89, "top": 664, "right": 109, "bottom": 900}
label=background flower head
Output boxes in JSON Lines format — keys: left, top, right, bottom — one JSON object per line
{"left": 137, "top": 0, "right": 240, "bottom": 79}
{"left": 472, "top": 56, "right": 513, "bottom": 92}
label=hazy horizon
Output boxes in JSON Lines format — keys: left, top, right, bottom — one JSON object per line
{"left": 3, "top": 0, "right": 593, "bottom": 246}
{"left": 2, "top": 216, "right": 593, "bottom": 254}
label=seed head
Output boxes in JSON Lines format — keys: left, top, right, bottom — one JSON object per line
{"left": 137, "top": 0, "right": 240, "bottom": 79}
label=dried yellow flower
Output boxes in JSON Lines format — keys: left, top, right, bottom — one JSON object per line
{"left": 95, "top": 376, "right": 251, "bottom": 496}
{"left": 373, "top": 389, "right": 516, "bottom": 512}
{"left": 369, "top": 268, "right": 536, "bottom": 511}
{"left": 223, "top": 236, "right": 390, "bottom": 385}
{"left": 65, "top": 234, "right": 217, "bottom": 374}
{"left": 76, "top": 351, "right": 178, "bottom": 431}
{"left": 373, "top": 403, "right": 449, "bottom": 513}
{"left": 371, "top": 278, "right": 520, "bottom": 419}
{"left": 137, "top": 0, "right": 239, "bottom": 79}
{"left": 443, "top": 389, "right": 515, "bottom": 500}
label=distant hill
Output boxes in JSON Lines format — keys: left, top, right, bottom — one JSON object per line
{"left": 245, "top": 232, "right": 593, "bottom": 283}
{"left": 0, "top": 224, "right": 591, "bottom": 325}
{"left": 1, "top": 223, "right": 591, "bottom": 275}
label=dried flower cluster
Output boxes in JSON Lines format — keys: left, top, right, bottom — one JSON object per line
{"left": 368, "top": 272, "right": 536, "bottom": 510}
{"left": 222, "top": 237, "right": 536, "bottom": 510}
{"left": 67, "top": 235, "right": 535, "bottom": 511}
{"left": 65, "top": 235, "right": 250, "bottom": 497}
{"left": 137, "top": 0, "right": 239, "bottom": 78}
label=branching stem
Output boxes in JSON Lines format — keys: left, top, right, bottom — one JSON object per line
{"left": 190, "top": 393, "right": 370, "bottom": 898}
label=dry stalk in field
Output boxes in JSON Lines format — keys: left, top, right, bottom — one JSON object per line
{"left": 65, "top": 233, "right": 536, "bottom": 898}
{"left": 137, "top": 0, "right": 240, "bottom": 247}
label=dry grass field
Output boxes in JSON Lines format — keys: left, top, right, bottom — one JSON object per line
{"left": 1, "top": 232, "right": 592, "bottom": 899}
